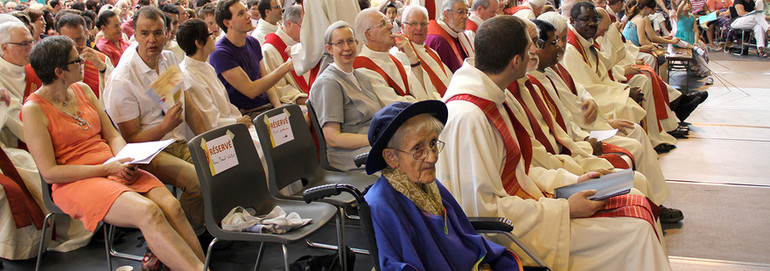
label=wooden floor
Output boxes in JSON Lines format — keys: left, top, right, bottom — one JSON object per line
{"left": 3, "top": 50, "right": 770, "bottom": 271}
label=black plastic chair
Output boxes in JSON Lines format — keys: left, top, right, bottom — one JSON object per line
{"left": 253, "top": 105, "right": 378, "bottom": 269}
{"left": 187, "top": 124, "right": 337, "bottom": 271}
{"left": 34, "top": 175, "right": 142, "bottom": 271}
{"left": 306, "top": 101, "right": 339, "bottom": 171}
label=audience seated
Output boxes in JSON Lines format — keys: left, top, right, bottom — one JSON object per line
{"left": 395, "top": 5, "right": 453, "bottom": 97}
{"left": 262, "top": 5, "right": 312, "bottom": 105}
{"left": 159, "top": 3, "right": 185, "bottom": 61}
{"left": 308, "top": 21, "right": 383, "bottom": 171}
{"left": 728, "top": 0, "right": 769, "bottom": 56}
{"left": 209, "top": 0, "right": 291, "bottom": 119}
{"left": 437, "top": 15, "right": 671, "bottom": 270}
{"left": 103, "top": 6, "right": 207, "bottom": 243}
{"left": 22, "top": 36, "right": 206, "bottom": 271}
{"left": 95, "top": 10, "right": 130, "bottom": 66}
{"left": 425, "top": 0, "right": 474, "bottom": 73}
{"left": 196, "top": 3, "right": 223, "bottom": 42}
{"left": 364, "top": 100, "right": 523, "bottom": 271}
{"left": 510, "top": 0, "right": 546, "bottom": 19}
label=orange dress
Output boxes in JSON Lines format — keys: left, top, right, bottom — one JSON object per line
{"left": 27, "top": 84, "right": 164, "bottom": 232}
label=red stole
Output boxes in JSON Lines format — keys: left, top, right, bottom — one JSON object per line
{"left": 466, "top": 19, "right": 479, "bottom": 32}
{"left": 353, "top": 55, "right": 411, "bottom": 96}
{"left": 508, "top": 80, "right": 570, "bottom": 156}
{"left": 408, "top": 40, "right": 449, "bottom": 96}
{"left": 426, "top": 0, "right": 436, "bottom": 20}
{"left": 503, "top": 5, "right": 530, "bottom": 15}
{"left": 264, "top": 33, "right": 319, "bottom": 93}
{"left": 0, "top": 145, "right": 44, "bottom": 230}
{"left": 528, "top": 75, "right": 568, "bottom": 132}
{"left": 23, "top": 65, "right": 42, "bottom": 103}
{"left": 427, "top": 20, "right": 469, "bottom": 67}
{"left": 567, "top": 29, "right": 611, "bottom": 79}
{"left": 446, "top": 94, "right": 534, "bottom": 199}
{"left": 627, "top": 65, "right": 671, "bottom": 129}
{"left": 551, "top": 64, "right": 578, "bottom": 96}
{"left": 590, "top": 194, "right": 661, "bottom": 241}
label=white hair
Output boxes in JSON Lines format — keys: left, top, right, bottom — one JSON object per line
{"left": 537, "top": 11, "right": 567, "bottom": 33}
{"left": 528, "top": 0, "right": 546, "bottom": 8}
{"left": 440, "top": 0, "right": 466, "bottom": 20}
{"left": 401, "top": 4, "right": 428, "bottom": 23}
{"left": 354, "top": 7, "right": 381, "bottom": 44}
{"left": 0, "top": 21, "right": 30, "bottom": 57}
{"left": 523, "top": 18, "right": 539, "bottom": 40}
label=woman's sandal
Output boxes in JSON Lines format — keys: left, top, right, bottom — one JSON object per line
{"left": 142, "top": 247, "right": 172, "bottom": 271}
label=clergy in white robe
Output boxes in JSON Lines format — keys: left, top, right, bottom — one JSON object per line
{"left": 289, "top": 0, "right": 359, "bottom": 75}
{"left": 354, "top": 8, "right": 439, "bottom": 105}
{"left": 466, "top": 0, "right": 499, "bottom": 33}
{"left": 425, "top": 0, "right": 475, "bottom": 73}
{"left": 437, "top": 16, "right": 671, "bottom": 271}
{"left": 511, "top": 0, "right": 546, "bottom": 19}
{"left": 392, "top": 5, "right": 453, "bottom": 97}
{"left": 261, "top": 6, "right": 312, "bottom": 104}
{"left": 0, "top": 20, "right": 91, "bottom": 258}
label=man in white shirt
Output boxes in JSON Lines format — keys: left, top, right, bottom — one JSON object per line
{"left": 395, "top": 5, "right": 453, "bottom": 97}
{"left": 262, "top": 5, "right": 311, "bottom": 104}
{"left": 103, "top": 6, "right": 207, "bottom": 237}
{"left": 354, "top": 8, "right": 438, "bottom": 105}
{"left": 437, "top": 15, "right": 672, "bottom": 270}
{"left": 160, "top": 3, "right": 186, "bottom": 61}
{"left": 250, "top": 0, "right": 282, "bottom": 45}
{"left": 466, "top": 0, "right": 498, "bottom": 33}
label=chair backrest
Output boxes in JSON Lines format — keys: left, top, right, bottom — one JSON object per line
{"left": 39, "top": 174, "right": 63, "bottom": 214}
{"left": 187, "top": 124, "right": 277, "bottom": 234}
{"left": 305, "top": 101, "right": 339, "bottom": 171}
{"left": 253, "top": 105, "right": 323, "bottom": 195}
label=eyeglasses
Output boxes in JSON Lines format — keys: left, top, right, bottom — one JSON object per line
{"left": 5, "top": 40, "right": 35, "bottom": 47}
{"left": 330, "top": 38, "right": 356, "bottom": 47}
{"left": 534, "top": 39, "right": 546, "bottom": 49}
{"left": 576, "top": 16, "right": 600, "bottom": 23}
{"left": 270, "top": 4, "right": 281, "bottom": 10}
{"left": 67, "top": 57, "right": 84, "bottom": 65}
{"left": 367, "top": 20, "right": 392, "bottom": 31}
{"left": 402, "top": 21, "right": 429, "bottom": 27}
{"left": 390, "top": 140, "right": 445, "bottom": 161}
{"left": 450, "top": 9, "right": 470, "bottom": 16}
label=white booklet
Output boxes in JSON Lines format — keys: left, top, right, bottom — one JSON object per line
{"left": 554, "top": 169, "right": 634, "bottom": 201}
{"left": 104, "top": 139, "right": 176, "bottom": 165}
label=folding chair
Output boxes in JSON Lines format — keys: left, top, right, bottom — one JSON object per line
{"left": 34, "top": 176, "right": 142, "bottom": 271}
{"left": 724, "top": 27, "right": 757, "bottom": 55}
{"left": 187, "top": 124, "right": 337, "bottom": 271}
{"left": 306, "top": 101, "right": 338, "bottom": 171}
{"left": 253, "top": 105, "right": 378, "bottom": 270}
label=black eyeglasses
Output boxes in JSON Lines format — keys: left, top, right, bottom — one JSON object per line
{"left": 390, "top": 140, "right": 445, "bottom": 160}
{"left": 5, "top": 40, "right": 35, "bottom": 47}
{"left": 534, "top": 39, "right": 546, "bottom": 49}
{"left": 67, "top": 57, "right": 84, "bottom": 65}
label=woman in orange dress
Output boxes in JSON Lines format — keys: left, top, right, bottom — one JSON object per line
{"left": 22, "top": 36, "right": 206, "bottom": 270}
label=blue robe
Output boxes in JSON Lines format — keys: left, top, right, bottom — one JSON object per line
{"left": 365, "top": 175, "right": 522, "bottom": 271}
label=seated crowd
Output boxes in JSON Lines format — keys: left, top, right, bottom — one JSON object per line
{"left": 1, "top": 0, "right": 750, "bottom": 269}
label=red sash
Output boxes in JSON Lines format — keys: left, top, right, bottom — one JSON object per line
{"left": 628, "top": 65, "right": 671, "bottom": 123}
{"left": 82, "top": 53, "right": 105, "bottom": 98}
{"left": 503, "top": 5, "right": 530, "bottom": 15}
{"left": 599, "top": 142, "right": 636, "bottom": 169}
{"left": 23, "top": 65, "right": 42, "bottom": 103}
{"left": 426, "top": 0, "right": 436, "bottom": 20}
{"left": 264, "top": 33, "right": 319, "bottom": 94}
{"left": 408, "top": 41, "right": 449, "bottom": 96}
{"left": 568, "top": 29, "right": 611, "bottom": 80}
{"left": 528, "top": 75, "right": 568, "bottom": 132}
{"left": 552, "top": 64, "right": 578, "bottom": 96}
{"left": 590, "top": 194, "right": 661, "bottom": 241}
{"left": 353, "top": 55, "right": 410, "bottom": 96}
{"left": 446, "top": 94, "right": 534, "bottom": 199}
{"left": 508, "top": 80, "right": 570, "bottom": 156}
{"left": 0, "top": 146, "right": 44, "bottom": 230}
{"left": 466, "top": 19, "right": 479, "bottom": 32}
{"left": 427, "top": 21, "right": 469, "bottom": 67}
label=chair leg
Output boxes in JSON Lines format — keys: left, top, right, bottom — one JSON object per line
{"left": 336, "top": 207, "right": 347, "bottom": 271}
{"left": 203, "top": 237, "right": 218, "bottom": 271}
{"left": 34, "top": 213, "right": 54, "bottom": 271}
{"left": 252, "top": 242, "right": 265, "bottom": 271}
{"left": 104, "top": 224, "right": 113, "bottom": 271}
{"left": 282, "top": 244, "right": 289, "bottom": 271}
{"left": 106, "top": 224, "right": 144, "bottom": 261}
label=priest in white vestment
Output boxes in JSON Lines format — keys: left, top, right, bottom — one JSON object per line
{"left": 262, "top": 5, "right": 311, "bottom": 104}
{"left": 512, "top": 0, "right": 546, "bottom": 19}
{"left": 425, "top": 0, "right": 476, "bottom": 73}
{"left": 437, "top": 16, "right": 671, "bottom": 271}
{"left": 354, "top": 8, "right": 439, "bottom": 105}
{"left": 392, "top": 5, "right": 453, "bottom": 98}
{"left": 289, "top": 0, "right": 360, "bottom": 75}
{"left": 250, "top": 0, "right": 282, "bottom": 45}
{"left": 0, "top": 19, "right": 91, "bottom": 259}
{"left": 466, "top": 0, "right": 498, "bottom": 33}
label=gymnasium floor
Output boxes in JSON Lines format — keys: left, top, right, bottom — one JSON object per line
{"left": 3, "top": 49, "right": 770, "bottom": 271}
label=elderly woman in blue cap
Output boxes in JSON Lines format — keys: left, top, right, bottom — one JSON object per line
{"left": 363, "top": 100, "right": 522, "bottom": 271}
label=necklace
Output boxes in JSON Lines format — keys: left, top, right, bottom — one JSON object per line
{"left": 41, "top": 89, "right": 90, "bottom": 130}
{"left": 45, "top": 90, "right": 71, "bottom": 107}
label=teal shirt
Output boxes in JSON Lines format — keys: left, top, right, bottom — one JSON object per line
{"left": 622, "top": 21, "right": 642, "bottom": 46}
{"left": 675, "top": 15, "right": 696, "bottom": 45}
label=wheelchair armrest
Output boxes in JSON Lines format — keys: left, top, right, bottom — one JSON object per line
{"left": 468, "top": 217, "right": 514, "bottom": 232}
{"left": 354, "top": 153, "right": 369, "bottom": 168}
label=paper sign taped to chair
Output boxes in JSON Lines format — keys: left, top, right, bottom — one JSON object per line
{"left": 203, "top": 134, "right": 239, "bottom": 175}
{"left": 265, "top": 111, "right": 294, "bottom": 148}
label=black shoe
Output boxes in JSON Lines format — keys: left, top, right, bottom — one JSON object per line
{"left": 654, "top": 143, "right": 677, "bottom": 154}
{"left": 659, "top": 205, "right": 684, "bottom": 223}
{"left": 673, "top": 91, "right": 708, "bottom": 121}
{"left": 667, "top": 126, "right": 689, "bottom": 138}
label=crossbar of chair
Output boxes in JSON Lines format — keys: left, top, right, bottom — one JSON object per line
{"left": 476, "top": 230, "right": 549, "bottom": 268}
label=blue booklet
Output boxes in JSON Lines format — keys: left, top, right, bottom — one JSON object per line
{"left": 698, "top": 11, "right": 718, "bottom": 24}
{"left": 554, "top": 169, "right": 634, "bottom": 201}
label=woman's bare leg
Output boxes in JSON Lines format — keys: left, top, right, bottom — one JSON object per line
{"left": 103, "top": 191, "right": 205, "bottom": 271}
{"left": 143, "top": 187, "right": 205, "bottom": 261}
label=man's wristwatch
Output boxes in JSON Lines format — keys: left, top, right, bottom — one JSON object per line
{"left": 410, "top": 60, "right": 421, "bottom": 67}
